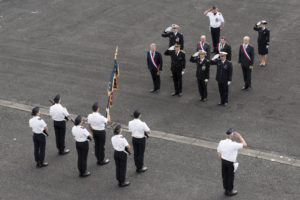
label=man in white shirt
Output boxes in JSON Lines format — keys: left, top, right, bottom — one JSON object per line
{"left": 217, "top": 128, "right": 247, "bottom": 196}
{"left": 49, "top": 94, "right": 70, "bottom": 155}
{"left": 87, "top": 102, "right": 111, "bottom": 165}
{"left": 128, "top": 110, "right": 150, "bottom": 173}
{"left": 29, "top": 107, "right": 49, "bottom": 168}
{"left": 204, "top": 6, "right": 225, "bottom": 53}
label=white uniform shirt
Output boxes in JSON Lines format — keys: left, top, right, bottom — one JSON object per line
{"left": 217, "top": 139, "right": 243, "bottom": 162}
{"left": 206, "top": 12, "right": 224, "bottom": 28}
{"left": 72, "top": 125, "right": 90, "bottom": 142}
{"left": 29, "top": 116, "right": 47, "bottom": 134}
{"left": 111, "top": 135, "right": 129, "bottom": 151}
{"left": 87, "top": 112, "right": 107, "bottom": 131}
{"left": 128, "top": 119, "right": 150, "bottom": 138}
{"left": 49, "top": 104, "right": 69, "bottom": 121}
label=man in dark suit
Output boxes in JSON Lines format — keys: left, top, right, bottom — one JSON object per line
{"left": 210, "top": 52, "right": 233, "bottom": 106}
{"left": 190, "top": 50, "right": 210, "bottom": 101}
{"left": 254, "top": 20, "right": 270, "bottom": 67}
{"left": 164, "top": 44, "right": 186, "bottom": 97}
{"left": 218, "top": 37, "right": 231, "bottom": 61}
{"left": 147, "top": 43, "right": 163, "bottom": 93}
{"left": 196, "top": 35, "right": 211, "bottom": 59}
{"left": 162, "top": 24, "right": 184, "bottom": 50}
{"left": 238, "top": 36, "right": 254, "bottom": 90}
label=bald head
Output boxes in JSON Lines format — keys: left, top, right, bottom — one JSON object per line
{"left": 200, "top": 35, "right": 206, "bottom": 42}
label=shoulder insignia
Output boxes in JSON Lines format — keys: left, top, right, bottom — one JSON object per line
{"left": 180, "top": 50, "right": 185, "bottom": 54}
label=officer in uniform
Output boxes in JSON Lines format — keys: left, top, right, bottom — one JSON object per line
{"left": 128, "top": 110, "right": 150, "bottom": 173}
{"left": 254, "top": 20, "right": 270, "bottom": 67}
{"left": 238, "top": 36, "right": 254, "bottom": 91}
{"left": 217, "top": 128, "right": 247, "bottom": 196}
{"left": 29, "top": 107, "right": 49, "bottom": 168}
{"left": 161, "top": 24, "right": 184, "bottom": 50}
{"left": 49, "top": 94, "right": 70, "bottom": 155}
{"left": 210, "top": 52, "right": 232, "bottom": 106}
{"left": 72, "top": 115, "right": 92, "bottom": 177}
{"left": 87, "top": 102, "right": 110, "bottom": 165}
{"left": 147, "top": 43, "right": 163, "bottom": 93}
{"left": 190, "top": 50, "right": 210, "bottom": 102}
{"left": 217, "top": 37, "right": 232, "bottom": 61}
{"left": 164, "top": 44, "right": 186, "bottom": 96}
{"left": 196, "top": 35, "right": 211, "bottom": 59}
{"left": 111, "top": 125, "right": 131, "bottom": 187}
{"left": 204, "top": 6, "right": 225, "bottom": 53}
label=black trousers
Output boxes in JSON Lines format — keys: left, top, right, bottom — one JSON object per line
{"left": 76, "top": 141, "right": 89, "bottom": 175}
{"left": 132, "top": 137, "right": 146, "bottom": 170}
{"left": 150, "top": 68, "right": 160, "bottom": 90}
{"left": 242, "top": 66, "right": 252, "bottom": 88}
{"left": 172, "top": 70, "right": 182, "bottom": 94}
{"left": 218, "top": 82, "right": 229, "bottom": 104}
{"left": 33, "top": 133, "right": 46, "bottom": 163}
{"left": 211, "top": 27, "right": 220, "bottom": 53}
{"left": 92, "top": 130, "right": 106, "bottom": 162}
{"left": 114, "top": 151, "right": 127, "bottom": 183}
{"left": 222, "top": 159, "right": 235, "bottom": 191}
{"left": 197, "top": 79, "right": 207, "bottom": 99}
{"left": 53, "top": 121, "right": 66, "bottom": 152}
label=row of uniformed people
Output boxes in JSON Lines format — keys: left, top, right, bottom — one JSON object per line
{"left": 29, "top": 97, "right": 151, "bottom": 187}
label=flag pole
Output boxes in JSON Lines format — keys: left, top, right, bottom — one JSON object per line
{"left": 106, "top": 46, "right": 118, "bottom": 115}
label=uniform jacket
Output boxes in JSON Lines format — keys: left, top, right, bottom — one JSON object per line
{"left": 254, "top": 26, "right": 270, "bottom": 45}
{"left": 190, "top": 56, "right": 210, "bottom": 80}
{"left": 218, "top": 43, "right": 232, "bottom": 61}
{"left": 238, "top": 44, "right": 254, "bottom": 66}
{"left": 147, "top": 51, "right": 163, "bottom": 71}
{"left": 162, "top": 31, "right": 184, "bottom": 50}
{"left": 210, "top": 59, "right": 232, "bottom": 83}
{"left": 164, "top": 50, "right": 186, "bottom": 72}
{"left": 196, "top": 42, "right": 211, "bottom": 59}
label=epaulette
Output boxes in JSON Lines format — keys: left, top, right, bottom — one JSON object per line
{"left": 180, "top": 50, "right": 185, "bottom": 54}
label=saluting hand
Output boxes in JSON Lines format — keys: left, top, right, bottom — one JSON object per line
{"left": 106, "top": 108, "right": 110, "bottom": 113}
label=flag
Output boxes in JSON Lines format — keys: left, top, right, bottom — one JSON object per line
{"left": 107, "top": 46, "right": 119, "bottom": 108}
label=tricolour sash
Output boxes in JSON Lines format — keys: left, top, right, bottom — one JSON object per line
{"left": 218, "top": 43, "right": 222, "bottom": 53}
{"left": 242, "top": 44, "right": 251, "bottom": 61}
{"left": 199, "top": 42, "right": 204, "bottom": 51}
{"left": 149, "top": 51, "right": 160, "bottom": 71}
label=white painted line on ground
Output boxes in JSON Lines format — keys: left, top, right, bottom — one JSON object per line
{"left": 0, "top": 98, "right": 299, "bottom": 168}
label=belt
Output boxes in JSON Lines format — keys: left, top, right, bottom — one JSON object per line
{"left": 33, "top": 132, "right": 47, "bottom": 137}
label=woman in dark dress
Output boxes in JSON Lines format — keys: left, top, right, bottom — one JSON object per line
{"left": 254, "top": 20, "right": 270, "bottom": 67}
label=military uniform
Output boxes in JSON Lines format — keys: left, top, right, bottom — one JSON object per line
{"left": 210, "top": 54, "right": 232, "bottom": 105}
{"left": 190, "top": 53, "right": 210, "bottom": 101}
{"left": 254, "top": 23, "right": 270, "bottom": 55}
{"left": 162, "top": 30, "right": 184, "bottom": 50}
{"left": 164, "top": 47, "right": 186, "bottom": 96}
{"left": 147, "top": 50, "right": 163, "bottom": 92}
{"left": 238, "top": 44, "right": 254, "bottom": 89}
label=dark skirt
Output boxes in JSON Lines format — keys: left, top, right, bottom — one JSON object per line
{"left": 258, "top": 43, "right": 268, "bottom": 55}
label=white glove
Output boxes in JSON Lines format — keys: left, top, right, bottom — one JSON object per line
{"left": 256, "top": 21, "right": 261, "bottom": 26}
{"left": 204, "top": 79, "right": 208, "bottom": 83}
{"left": 234, "top": 162, "right": 239, "bottom": 172}
{"left": 228, "top": 81, "right": 231, "bottom": 85}
{"left": 165, "top": 26, "right": 172, "bottom": 32}
{"left": 193, "top": 52, "right": 200, "bottom": 57}
{"left": 182, "top": 71, "right": 185, "bottom": 75}
{"left": 168, "top": 45, "right": 175, "bottom": 50}
{"left": 212, "top": 54, "right": 220, "bottom": 60}
{"left": 266, "top": 45, "right": 269, "bottom": 49}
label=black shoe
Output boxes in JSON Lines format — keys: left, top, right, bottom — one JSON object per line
{"left": 241, "top": 86, "right": 248, "bottom": 91}
{"left": 36, "top": 162, "right": 41, "bottom": 168}
{"left": 178, "top": 93, "right": 182, "bottom": 97}
{"left": 136, "top": 166, "right": 148, "bottom": 173}
{"left": 218, "top": 102, "right": 223, "bottom": 106}
{"left": 59, "top": 149, "right": 70, "bottom": 155}
{"left": 171, "top": 92, "right": 179, "bottom": 96}
{"left": 40, "top": 162, "right": 48, "bottom": 167}
{"left": 119, "top": 181, "right": 130, "bottom": 187}
{"left": 223, "top": 103, "right": 228, "bottom": 106}
{"left": 202, "top": 98, "right": 207, "bottom": 102}
{"left": 225, "top": 190, "right": 238, "bottom": 196}
{"left": 80, "top": 171, "right": 91, "bottom": 177}
{"left": 153, "top": 89, "right": 160, "bottom": 93}
{"left": 149, "top": 89, "right": 155, "bottom": 93}
{"left": 97, "top": 159, "right": 110, "bottom": 166}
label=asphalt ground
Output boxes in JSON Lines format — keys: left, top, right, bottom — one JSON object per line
{"left": 0, "top": 0, "right": 300, "bottom": 199}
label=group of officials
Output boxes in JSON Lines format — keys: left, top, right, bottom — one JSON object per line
{"left": 29, "top": 94, "right": 151, "bottom": 187}
{"left": 147, "top": 6, "right": 270, "bottom": 106}
{"left": 28, "top": 5, "right": 269, "bottom": 197}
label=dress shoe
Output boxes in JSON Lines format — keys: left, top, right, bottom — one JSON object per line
{"left": 223, "top": 103, "right": 228, "bottom": 106}
{"left": 80, "top": 171, "right": 91, "bottom": 177}
{"left": 241, "top": 86, "right": 248, "bottom": 91}
{"left": 171, "top": 92, "right": 179, "bottom": 96}
{"left": 178, "top": 93, "right": 182, "bottom": 97}
{"left": 149, "top": 89, "right": 155, "bottom": 93}
{"left": 59, "top": 149, "right": 70, "bottom": 155}
{"left": 136, "top": 166, "right": 148, "bottom": 173}
{"left": 98, "top": 159, "right": 110, "bottom": 165}
{"left": 202, "top": 98, "right": 207, "bottom": 102}
{"left": 153, "top": 89, "right": 160, "bottom": 93}
{"left": 225, "top": 190, "right": 238, "bottom": 196}
{"left": 119, "top": 181, "right": 130, "bottom": 187}
{"left": 40, "top": 162, "right": 48, "bottom": 167}
{"left": 218, "top": 102, "right": 223, "bottom": 106}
